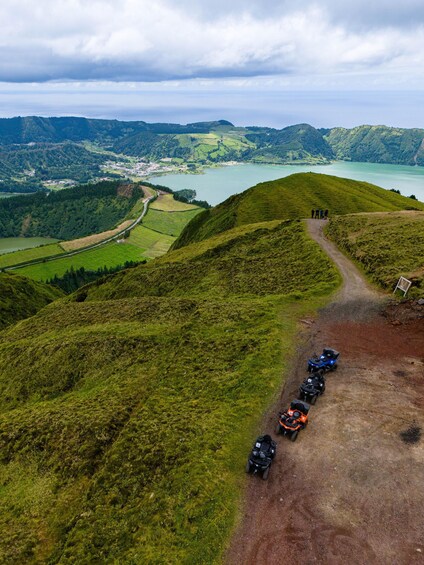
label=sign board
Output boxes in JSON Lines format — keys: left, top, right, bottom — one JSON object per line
{"left": 394, "top": 276, "right": 412, "bottom": 296}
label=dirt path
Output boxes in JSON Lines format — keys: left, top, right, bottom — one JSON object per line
{"left": 226, "top": 219, "right": 424, "bottom": 565}
{"left": 306, "top": 219, "right": 379, "bottom": 303}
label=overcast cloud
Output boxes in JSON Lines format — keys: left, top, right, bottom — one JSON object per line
{"left": 1, "top": 0, "right": 424, "bottom": 83}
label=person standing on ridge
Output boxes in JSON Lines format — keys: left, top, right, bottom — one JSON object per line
{"left": 311, "top": 209, "right": 315, "bottom": 219}
{"left": 315, "top": 208, "right": 319, "bottom": 219}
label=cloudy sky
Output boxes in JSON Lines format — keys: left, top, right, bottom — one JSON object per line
{"left": 0, "top": 0, "right": 423, "bottom": 127}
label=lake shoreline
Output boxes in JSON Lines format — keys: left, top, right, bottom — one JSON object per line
{"left": 0, "top": 237, "right": 60, "bottom": 256}
{"left": 149, "top": 161, "right": 424, "bottom": 205}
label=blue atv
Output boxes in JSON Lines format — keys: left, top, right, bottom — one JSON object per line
{"left": 307, "top": 348, "right": 339, "bottom": 373}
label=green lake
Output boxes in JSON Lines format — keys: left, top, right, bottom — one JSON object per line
{"left": 150, "top": 161, "right": 424, "bottom": 205}
{"left": 0, "top": 237, "right": 59, "bottom": 255}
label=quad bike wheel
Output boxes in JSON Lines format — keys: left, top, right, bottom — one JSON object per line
{"left": 290, "top": 430, "right": 299, "bottom": 442}
{"left": 245, "top": 461, "right": 252, "bottom": 473}
{"left": 262, "top": 467, "right": 270, "bottom": 480}
{"left": 331, "top": 364, "right": 337, "bottom": 371}
{"left": 310, "top": 394, "right": 317, "bottom": 405}
{"left": 275, "top": 423, "right": 282, "bottom": 435}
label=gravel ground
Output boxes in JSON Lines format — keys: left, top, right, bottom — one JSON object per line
{"left": 226, "top": 219, "right": 424, "bottom": 565}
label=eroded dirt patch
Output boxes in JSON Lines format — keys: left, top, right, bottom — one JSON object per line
{"left": 227, "top": 298, "right": 424, "bottom": 564}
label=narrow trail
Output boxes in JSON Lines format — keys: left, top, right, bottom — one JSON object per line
{"left": 226, "top": 219, "right": 424, "bottom": 565}
{"left": 306, "top": 219, "right": 379, "bottom": 303}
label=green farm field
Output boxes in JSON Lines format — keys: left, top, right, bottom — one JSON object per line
{"left": 16, "top": 225, "right": 178, "bottom": 281}
{"left": 150, "top": 193, "right": 199, "bottom": 212}
{"left": 0, "top": 243, "right": 64, "bottom": 269}
{"left": 175, "top": 132, "right": 253, "bottom": 161}
{"left": 18, "top": 243, "right": 144, "bottom": 281}
{"left": 2, "top": 193, "right": 197, "bottom": 278}
{"left": 142, "top": 208, "right": 202, "bottom": 237}
{"left": 128, "top": 225, "right": 175, "bottom": 258}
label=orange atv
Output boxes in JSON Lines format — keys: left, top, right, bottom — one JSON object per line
{"left": 275, "top": 400, "right": 310, "bottom": 442}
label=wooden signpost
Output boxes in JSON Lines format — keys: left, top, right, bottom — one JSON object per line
{"left": 394, "top": 276, "right": 412, "bottom": 296}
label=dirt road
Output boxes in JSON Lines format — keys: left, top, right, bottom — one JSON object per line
{"left": 226, "top": 219, "right": 424, "bottom": 565}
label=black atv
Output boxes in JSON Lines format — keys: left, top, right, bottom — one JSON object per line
{"left": 299, "top": 371, "right": 326, "bottom": 405}
{"left": 308, "top": 347, "right": 340, "bottom": 373}
{"left": 246, "top": 434, "right": 277, "bottom": 480}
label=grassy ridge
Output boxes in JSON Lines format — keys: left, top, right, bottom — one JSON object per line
{"left": 83, "top": 221, "right": 340, "bottom": 302}
{"left": 0, "top": 219, "right": 340, "bottom": 562}
{"left": 173, "top": 172, "right": 424, "bottom": 249}
{"left": 326, "top": 211, "right": 424, "bottom": 294}
{"left": 0, "top": 273, "right": 62, "bottom": 329}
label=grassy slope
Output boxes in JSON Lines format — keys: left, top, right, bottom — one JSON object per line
{"left": 85, "top": 220, "right": 338, "bottom": 301}
{"left": 173, "top": 172, "right": 424, "bottom": 249}
{"left": 175, "top": 132, "right": 253, "bottom": 161}
{"left": 326, "top": 211, "right": 424, "bottom": 295}
{"left": 0, "top": 273, "right": 62, "bottom": 329}
{"left": 0, "top": 220, "right": 340, "bottom": 563}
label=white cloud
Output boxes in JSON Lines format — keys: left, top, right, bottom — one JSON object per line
{"left": 0, "top": 0, "right": 423, "bottom": 83}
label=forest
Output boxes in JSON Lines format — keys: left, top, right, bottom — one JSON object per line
{"left": 0, "top": 181, "right": 142, "bottom": 240}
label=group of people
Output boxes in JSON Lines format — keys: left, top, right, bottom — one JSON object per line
{"left": 311, "top": 209, "right": 329, "bottom": 219}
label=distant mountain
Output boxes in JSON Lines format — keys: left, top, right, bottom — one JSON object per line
{"left": 244, "top": 123, "right": 334, "bottom": 164}
{"left": 1, "top": 117, "right": 424, "bottom": 193}
{"left": 325, "top": 125, "right": 424, "bottom": 165}
{"left": 0, "top": 116, "right": 234, "bottom": 144}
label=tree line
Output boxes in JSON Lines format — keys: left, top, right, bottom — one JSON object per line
{"left": 47, "top": 261, "right": 145, "bottom": 293}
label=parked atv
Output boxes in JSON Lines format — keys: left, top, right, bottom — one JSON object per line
{"left": 299, "top": 371, "right": 326, "bottom": 405}
{"left": 276, "top": 400, "right": 310, "bottom": 441}
{"left": 245, "top": 434, "right": 277, "bottom": 480}
{"left": 308, "top": 348, "right": 340, "bottom": 373}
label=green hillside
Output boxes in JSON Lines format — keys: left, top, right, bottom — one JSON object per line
{"left": 0, "top": 219, "right": 340, "bottom": 562}
{"left": 326, "top": 211, "right": 424, "bottom": 295}
{"left": 0, "top": 181, "right": 142, "bottom": 240}
{"left": 3, "top": 118, "right": 424, "bottom": 193}
{"left": 245, "top": 123, "right": 333, "bottom": 164}
{"left": 325, "top": 125, "right": 424, "bottom": 165}
{"left": 0, "top": 272, "right": 62, "bottom": 329}
{"left": 173, "top": 172, "right": 424, "bottom": 249}
{"left": 0, "top": 142, "right": 111, "bottom": 191}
